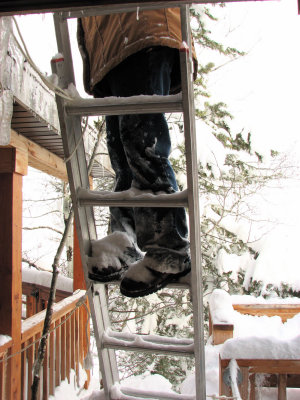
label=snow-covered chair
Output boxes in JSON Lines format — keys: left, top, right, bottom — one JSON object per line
{"left": 208, "top": 289, "right": 300, "bottom": 400}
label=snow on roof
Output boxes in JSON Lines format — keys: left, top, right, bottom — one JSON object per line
{"left": 22, "top": 265, "right": 73, "bottom": 293}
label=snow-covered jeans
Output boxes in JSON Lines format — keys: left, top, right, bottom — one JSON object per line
{"left": 94, "top": 47, "right": 190, "bottom": 274}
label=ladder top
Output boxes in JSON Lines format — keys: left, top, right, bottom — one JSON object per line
{"left": 0, "top": 0, "right": 268, "bottom": 16}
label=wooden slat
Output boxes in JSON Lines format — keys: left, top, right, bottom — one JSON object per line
{"left": 26, "top": 296, "right": 37, "bottom": 318}
{"left": 278, "top": 374, "right": 287, "bottom": 400}
{"left": 239, "top": 367, "right": 249, "bottom": 400}
{"left": 11, "top": 126, "right": 53, "bottom": 133}
{"left": 55, "top": 320, "right": 61, "bottom": 388}
{"left": 27, "top": 338, "right": 34, "bottom": 400}
{"left": 79, "top": 308, "right": 84, "bottom": 367}
{"left": 61, "top": 316, "right": 66, "bottom": 382}
{"left": 35, "top": 332, "right": 42, "bottom": 400}
{"left": 249, "top": 373, "right": 255, "bottom": 400}
{"left": 70, "top": 313, "right": 75, "bottom": 371}
{"left": 49, "top": 324, "right": 55, "bottom": 396}
{"left": 75, "top": 309, "right": 80, "bottom": 386}
{"left": 43, "top": 336, "right": 49, "bottom": 400}
{"left": 21, "top": 344, "right": 26, "bottom": 400}
{"left": 0, "top": 353, "right": 6, "bottom": 400}
{"left": 66, "top": 314, "right": 71, "bottom": 383}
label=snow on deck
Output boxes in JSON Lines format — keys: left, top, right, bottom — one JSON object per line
{"left": 221, "top": 334, "right": 300, "bottom": 360}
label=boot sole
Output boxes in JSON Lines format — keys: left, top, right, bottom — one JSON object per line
{"left": 120, "top": 267, "right": 191, "bottom": 298}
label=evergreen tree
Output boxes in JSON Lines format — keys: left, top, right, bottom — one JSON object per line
{"left": 105, "top": 4, "right": 297, "bottom": 391}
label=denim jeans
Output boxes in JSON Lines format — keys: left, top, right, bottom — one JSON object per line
{"left": 94, "top": 47, "right": 190, "bottom": 273}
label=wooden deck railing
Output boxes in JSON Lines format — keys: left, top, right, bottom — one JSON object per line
{"left": 210, "top": 301, "right": 300, "bottom": 400}
{"left": 0, "top": 290, "right": 90, "bottom": 400}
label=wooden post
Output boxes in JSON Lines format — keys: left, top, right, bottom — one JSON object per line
{"left": 73, "top": 222, "right": 91, "bottom": 388}
{"left": 0, "top": 147, "right": 27, "bottom": 400}
{"left": 278, "top": 374, "right": 287, "bottom": 400}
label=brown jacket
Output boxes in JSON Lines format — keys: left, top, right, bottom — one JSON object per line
{"left": 78, "top": 8, "right": 198, "bottom": 95}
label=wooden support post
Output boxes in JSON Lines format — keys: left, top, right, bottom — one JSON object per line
{"left": 73, "top": 221, "right": 90, "bottom": 388}
{"left": 0, "top": 147, "right": 27, "bottom": 400}
{"left": 278, "top": 374, "right": 287, "bottom": 400}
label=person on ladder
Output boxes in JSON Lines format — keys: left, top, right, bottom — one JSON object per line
{"left": 77, "top": 7, "right": 198, "bottom": 298}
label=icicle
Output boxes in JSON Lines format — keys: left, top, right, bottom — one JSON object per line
{"left": 83, "top": 349, "right": 94, "bottom": 370}
{"left": 136, "top": 6, "right": 140, "bottom": 21}
{"left": 229, "top": 360, "right": 242, "bottom": 400}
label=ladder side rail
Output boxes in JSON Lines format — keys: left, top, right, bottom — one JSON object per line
{"left": 53, "top": 14, "right": 96, "bottom": 250}
{"left": 52, "top": 14, "right": 119, "bottom": 398}
{"left": 180, "top": 5, "right": 206, "bottom": 400}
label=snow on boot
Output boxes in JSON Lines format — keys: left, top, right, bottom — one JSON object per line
{"left": 120, "top": 254, "right": 191, "bottom": 298}
{"left": 88, "top": 231, "right": 143, "bottom": 282}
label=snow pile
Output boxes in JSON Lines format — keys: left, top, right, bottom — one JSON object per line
{"left": 22, "top": 265, "right": 73, "bottom": 293}
{"left": 0, "top": 89, "right": 13, "bottom": 146}
{"left": 49, "top": 367, "right": 88, "bottom": 400}
{"left": 0, "top": 334, "right": 12, "bottom": 347}
{"left": 210, "top": 289, "right": 300, "bottom": 360}
{"left": 221, "top": 334, "right": 300, "bottom": 360}
{"left": 79, "top": 186, "right": 188, "bottom": 203}
{"left": 0, "top": 18, "right": 13, "bottom": 145}
{"left": 209, "top": 289, "right": 234, "bottom": 324}
{"left": 80, "top": 374, "right": 176, "bottom": 400}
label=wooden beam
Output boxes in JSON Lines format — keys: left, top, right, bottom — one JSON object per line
{"left": 233, "top": 304, "right": 300, "bottom": 323}
{"left": 221, "top": 359, "right": 300, "bottom": 375}
{"left": 0, "top": 148, "right": 26, "bottom": 399}
{"left": 0, "top": 147, "right": 28, "bottom": 176}
{"left": 5, "top": 130, "right": 68, "bottom": 182}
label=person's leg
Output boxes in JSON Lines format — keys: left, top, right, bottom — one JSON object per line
{"left": 87, "top": 116, "right": 142, "bottom": 283}
{"left": 106, "top": 115, "right": 135, "bottom": 238}
{"left": 104, "top": 47, "right": 190, "bottom": 296}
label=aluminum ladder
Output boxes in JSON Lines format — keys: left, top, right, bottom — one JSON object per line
{"left": 52, "top": 3, "right": 205, "bottom": 399}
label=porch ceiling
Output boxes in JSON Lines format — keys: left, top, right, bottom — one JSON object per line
{"left": 11, "top": 100, "right": 113, "bottom": 179}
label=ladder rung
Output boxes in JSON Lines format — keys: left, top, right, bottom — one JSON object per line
{"left": 112, "top": 384, "right": 195, "bottom": 400}
{"left": 65, "top": 94, "right": 183, "bottom": 116}
{"left": 102, "top": 329, "right": 194, "bottom": 356}
{"left": 92, "top": 277, "right": 191, "bottom": 289}
{"left": 77, "top": 188, "right": 188, "bottom": 207}
{"left": 62, "top": 2, "right": 197, "bottom": 20}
